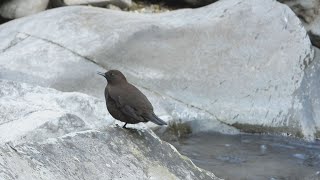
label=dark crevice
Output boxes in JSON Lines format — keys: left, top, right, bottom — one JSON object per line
{"left": 134, "top": 0, "right": 217, "bottom": 8}
{"left": 309, "top": 32, "right": 320, "bottom": 48}
{"left": 0, "top": 0, "right": 13, "bottom": 25}
{"left": 0, "top": 16, "right": 11, "bottom": 25}
{"left": 132, "top": 0, "right": 192, "bottom": 9}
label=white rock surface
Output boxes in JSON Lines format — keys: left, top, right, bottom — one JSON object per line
{"left": 0, "top": 80, "right": 220, "bottom": 180}
{"left": 0, "top": 0, "right": 49, "bottom": 19}
{"left": 0, "top": 0, "right": 316, "bottom": 139}
{"left": 0, "top": 79, "right": 112, "bottom": 143}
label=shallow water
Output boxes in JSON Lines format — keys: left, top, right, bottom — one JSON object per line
{"left": 169, "top": 133, "right": 320, "bottom": 180}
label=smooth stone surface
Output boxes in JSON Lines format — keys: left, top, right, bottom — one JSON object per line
{"left": 0, "top": 0, "right": 316, "bottom": 139}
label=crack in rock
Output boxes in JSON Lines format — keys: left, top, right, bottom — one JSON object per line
{"left": 138, "top": 85, "right": 232, "bottom": 127}
{"left": 1, "top": 33, "right": 30, "bottom": 53}
{"left": 17, "top": 32, "right": 102, "bottom": 68}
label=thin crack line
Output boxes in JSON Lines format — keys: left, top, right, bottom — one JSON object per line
{"left": 138, "top": 85, "right": 232, "bottom": 127}
{"left": 1, "top": 33, "right": 30, "bottom": 53}
{"left": 18, "top": 31, "right": 102, "bottom": 68}
{"left": 6, "top": 143, "right": 18, "bottom": 153}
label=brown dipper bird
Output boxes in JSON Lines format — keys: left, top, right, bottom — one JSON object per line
{"left": 97, "top": 70, "right": 167, "bottom": 128}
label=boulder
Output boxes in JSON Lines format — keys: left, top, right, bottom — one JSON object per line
{"left": 278, "top": 0, "right": 320, "bottom": 48}
{"left": 0, "top": 80, "right": 220, "bottom": 180}
{"left": 0, "top": 0, "right": 317, "bottom": 139}
{"left": 0, "top": 0, "right": 49, "bottom": 19}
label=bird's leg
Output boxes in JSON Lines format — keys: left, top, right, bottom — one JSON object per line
{"left": 122, "top": 123, "right": 127, "bottom": 128}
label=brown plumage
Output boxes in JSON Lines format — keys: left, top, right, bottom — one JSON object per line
{"left": 97, "top": 70, "right": 167, "bottom": 128}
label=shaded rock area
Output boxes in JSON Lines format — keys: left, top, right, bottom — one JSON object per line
{"left": 50, "top": 0, "right": 132, "bottom": 9}
{"left": 0, "top": 15, "right": 10, "bottom": 24}
{"left": 0, "top": 0, "right": 318, "bottom": 140}
{"left": 0, "top": 0, "right": 49, "bottom": 19}
{"left": 128, "top": 0, "right": 173, "bottom": 13}
{"left": 178, "top": 0, "right": 217, "bottom": 7}
{"left": 293, "top": 46, "right": 320, "bottom": 140}
{"left": 0, "top": 80, "right": 220, "bottom": 180}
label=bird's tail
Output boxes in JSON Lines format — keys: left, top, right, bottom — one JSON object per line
{"left": 147, "top": 113, "right": 167, "bottom": 125}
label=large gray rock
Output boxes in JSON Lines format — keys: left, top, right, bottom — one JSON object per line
{"left": 0, "top": 0, "right": 49, "bottom": 19}
{"left": 278, "top": 0, "right": 320, "bottom": 48}
{"left": 0, "top": 0, "right": 317, "bottom": 139}
{"left": 0, "top": 80, "right": 219, "bottom": 180}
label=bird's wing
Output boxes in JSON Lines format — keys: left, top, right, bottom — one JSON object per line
{"left": 109, "top": 83, "right": 153, "bottom": 111}
{"left": 107, "top": 83, "right": 153, "bottom": 121}
{"left": 108, "top": 94, "right": 146, "bottom": 122}
{"left": 121, "top": 105, "right": 146, "bottom": 122}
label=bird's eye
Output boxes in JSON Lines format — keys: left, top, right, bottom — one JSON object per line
{"left": 110, "top": 73, "right": 114, "bottom": 76}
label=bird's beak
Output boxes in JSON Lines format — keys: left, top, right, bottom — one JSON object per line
{"left": 97, "top": 71, "right": 106, "bottom": 78}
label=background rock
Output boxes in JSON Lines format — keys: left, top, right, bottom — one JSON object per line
{"left": 181, "top": 0, "right": 217, "bottom": 7}
{"left": 0, "top": 80, "right": 219, "bottom": 180}
{"left": 0, "top": 0, "right": 49, "bottom": 19}
{"left": 0, "top": 15, "right": 10, "bottom": 24}
{"left": 0, "top": 0, "right": 317, "bottom": 139}
{"left": 50, "top": 0, "right": 132, "bottom": 9}
{"left": 278, "top": 0, "right": 320, "bottom": 48}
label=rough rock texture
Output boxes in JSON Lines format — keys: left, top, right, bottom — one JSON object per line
{"left": 278, "top": 0, "right": 320, "bottom": 48}
{"left": 50, "top": 0, "right": 132, "bottom": 9}
{"left": 0, "top": 0, "right": 317, "bottom": 139}
{"left": 0, "top": 80, "right": 219, "bottom": 180}
{"left": 0, "top": 80, "right": 112, "bottom": 143}
{"left": 0, "top": 0, "right": 49, "bottom": 19}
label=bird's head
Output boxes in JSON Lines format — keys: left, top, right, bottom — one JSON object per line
{"left": 97, "top": 70, "right": 127, "bottom": 85}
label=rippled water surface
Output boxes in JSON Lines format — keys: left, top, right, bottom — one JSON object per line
{"left": 170, "top": 133, "right": 320, "bottom": 180}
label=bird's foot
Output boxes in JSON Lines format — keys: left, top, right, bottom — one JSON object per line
{"left": 122, "top": 123, "right": 128, "bottom": 129}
